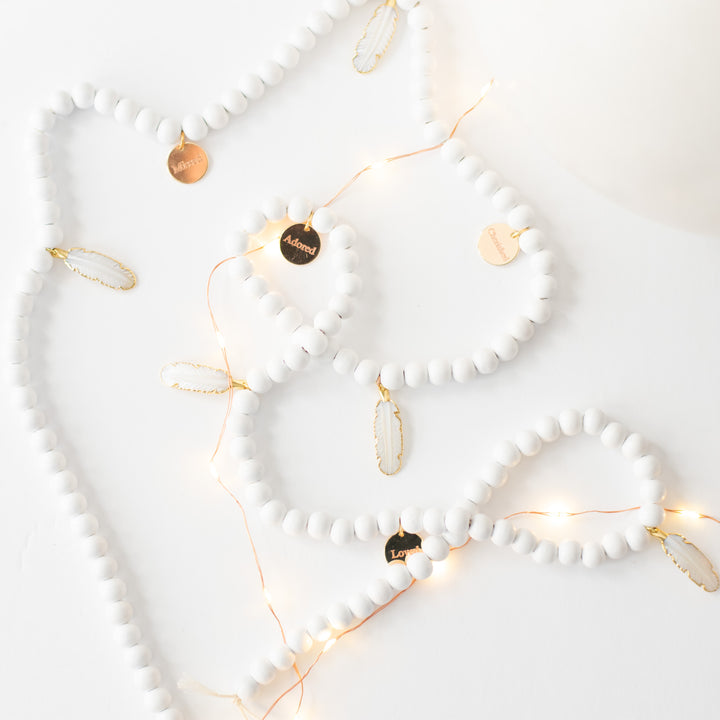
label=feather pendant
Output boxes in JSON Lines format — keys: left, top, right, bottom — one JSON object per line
{"left": 353, "top": 0, "right": 399, "bottom": 74}
{"left": 49, "top": 247, "right": 136, "bottom": 290}
{"left": 161, "top": 362, "right": 234, "bottom": 394}
{"left": 374, "top": 398, "right": 403, "bottom": 475}
{"left": 658, "top": 531, "right": 720, "bottom": 592}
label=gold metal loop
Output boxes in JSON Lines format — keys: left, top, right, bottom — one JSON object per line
{"left": 376, "top": 377, "right": 391, "bottom": 402}
{"left": 646, "top": 526, "right": 668, "bottom": 540}
{"left": 510, "top": 227, "right": 530, "bottom": 240}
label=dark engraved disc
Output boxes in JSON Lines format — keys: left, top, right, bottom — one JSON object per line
{"left": 384, "top": 531, "right": 423, "bottom": 564}
{"left": 280, "top": 223, "right": 321, "bottom": 265}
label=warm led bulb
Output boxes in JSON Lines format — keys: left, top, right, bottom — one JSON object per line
{"left": 216, "top": 330, "right": 226, "bottom": 349}
{"left": 209, "top": 461, "right": 219, "bottom": 481}
{"left": 263, "top": 588, "right": 272, "bottom": 604}
{"left": 322, "top": 638, "right": 336, "bottom": 653}
{"left": 679, "top": 509, "right": 701, "bottom": 520}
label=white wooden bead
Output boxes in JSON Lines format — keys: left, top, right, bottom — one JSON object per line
{"left": 581, "top": 542, "right": 604, "bottom": 568}
{"left": 445, "top": 508, "right": 471, "bottom": 537}
{"left": 404, "top": 361, "right": 428, "bottom": 388}
{"left": 32, "top": 177, "right": 56, "bottom": 201}
{"left": 221, "top": 89, "right": 248, "bottom": 115}
{"left": 533, "top": 539, "right": 557, "bottom": 564}
{"left": 559, "top": 409, "right": 583, "bottom": 436}
{"left": 508, "top": 205, "right": 536, "bottom": 229}
{"left": 269, "top": 645, "right": 295, "bottom": 671}
{"left": 258, "top": 60, "right": 284, "bottom": 86}
{"left": 641, "top": 478, "right": 667, "bottom": 503}
{"left": 423, "top": 121, "right": 447, "bottom": 144}
{"left": 331, "top": 348, "right": 357, "bottom": 375}
{"left": 258, "top": 197, "right": 286, "bottom": 223}
{"left": 134, "top": 108, "right": 161, "bottom": 134}
{"left": 531, "top": 274, "right": 557, "bottom": 299}
{"left": 526, "top": 298, "right": 552, "bottom": 324}
{"left": 367, "top": 579, "right": 394, "bottom": 606}
{"left": 422, "top": 535, "right": 450, "bottom": 561}
{"left": 354, "top": 514, "right": 378, "bottom": 541}
{"left": 36, "top": 201, "right": 60, "bottom": 224}
{"left": 354, "top": 358, "right": 380, "bottom": 386}
{"left": 490, "top": 335, "right": 519, "bottom": 362}
{"left": 475, "top": 171, "right": 500, "bottom": 196}
{"left": 512, "top": 528, "right": 537, "bottom": 555}
{"left": 422, "top": 508, "right": 445, "bottom": 536}
{"left": 276, "top": 306, "right": 303, "bottom": 334}
{"left": 314, "top": 310, "right": 342, "bottom": 336}
{"left": 245, "top": 480, "right": 272, "bottom": 510}
{"left": 492, "top": 187, "right": 519, "bottom": 212}
{"left": 37, "top": 224, "right": 62, "bottom": 246}
{"left": 258, "top": 291, "right": 285, "bottom": 317}
{"left": 260, "top": 499, "right": 286, "bottom": 525}
{"left": 181, "top": 114, "right": 208, "bottom": 141}
{"left": 233, "top": 390, "right": 260, "bottom": 415}
{"left": 480, "top": 462, "right": 508, "bottom": 488}
{"left": 294, "top": 326, "right": 328, "bottom": 356}
{"left": 558, "top": 539, "right": 582, "bottom": 565}
{"left": 9, "top": 340, "right": 28, "bottom": 364}
{"left": 145, "top": 688, "right": 172, "bottom": 712}
{"left": 491, "top": 519, "right": 515, "bottom": 546}
{"left": 32, "top": 427, "right": 57, "bottom": 452}
{"left": 583, "top": 408, "right": 607, "bottom": 435}
{"left": 42, "top": 450, "right": 66, "bottom": 473}
{"left": 411, "top": 74, "right": 434, "bottom": 100}
{"left": 202, "top": 103, "right": 229, "bottom": 130}
{"left": 284, "top": 344, "right": 310, "bottom": 371}
{"left": 93, "top": 556, "right": 117, "bottom": 579}
{"left": 536, "top": 416, "right": 561, "bottom": 442}
{"left": 493, "top": 440, "right": 521, "bottom": 468}
{"left": 156, "top": 118, "right": 181, "bottom": 144}
{"left": 451, "top": 357, "right": 477, "bottom": 383}
{"left": 85, "top": 537, "right": 109, "bottom": 562}
{"left": 14, "top": 293, "right": 34, "bottom": 317}
{"left": 289, "top": 26, "right": 316, "bottom": 51}
{"left": 309, "top": 207, "right": 334, "bottom": 234}
{"left": 639, "top": 503, "right": 665, "bottom": 527}
{"left": 621, "top": 433, "right": 646, "bottom": 460}
{"left": 348, "top": 593, "right": 375, "bottom": 620}
{"left": 336, "top": 272, "right": 362, "bottom": 296}
{"left": 238, "top": 73, "right": 265, "bottom": 99}
{"left": 282, "top": 509, "right": 308, "bottom": 536}
{"left": 469, "top": 513, "right": 493, "bottom": 541}
{"left": 515, "top": 430, "right": 542, "bottom": 457}
{"left": 266, "top": 357, "right": 292, "bottom": 385}
{"left": 602, "top": 531, "right": 628, "bottom": 560}
{"left": 463, "top": 475, "right": 492, "bottom": 505}
{"left": 396, "top": 0, "right": 415, "bottom": 8}
{"left": 286, "top": 630, "right": 313, "bottom": 655}
{"left": 469, "top": 348, "right": 497, "bottom": 375}
{"left": 519, "top": 229, "right": 544, "bottom": 254}
{"left": 330, "top": 518, "right": 354, "bottom": 544}
{"left": 457, "top": 155, "right": 484, "bottom": 181}
{"left": 427, "top": 358, "right": 451, "bottom": 385}
{"left": 250, "top": 658, "right": 276, "bottom": 685}
{"left": 73, "top": 513, "right": 99, "bottom": 537}
{"left": 444, "top": 527, "right": 469, "bottom": 548}
{"left": 408, "top": 6, "right": 434, "bottom": 28}
{"left": 509, "top": 316, "right": 535, "bottom": 343}
{"left": 626, "top": 524, "right": 649, "bottom": 551}
{"left": 273, "top": 43, "right": 301, "bottom": 70}
{"left": 377, "top": 509, "right": 400, "bottom": 536}
{"left": 387, "top": 563, "right": 413, "bottom": 591}
{"left": 406, "top": 551, "right": 433, "bottom": 580}
{"left": 307, "top": 10, "right": 333, "bottom": 34}
{"left": 414, "top": 98, "right": 435, "bottom": 123}
{"left": 71, "top": 82, "right": 95, "bottom": 109}
{"left": 115, "top": 624, "right": 141, "bottom": 648}
{"left": 634, "top": 455, "right": 662, "bottom": 479}
{"left": 441, "top": 137, "right": 466, "bottom": 164}
{"left": 229, "top": 413, "right": 254, "bottom": 437}
{"left": 13, "top": 387, "right": 37, "bottom": 410}
{"left": 324, "top": 0, "right": 350, "bottom": 18}
{"left": 52, "top": 470, "right": 78, "bottom": 495}
{"left": 231, "top": 437, "right": 256, "bottom": 461}
{"left": 600, "top": 422, "right": 627, "bottom": 449}
{"left": 94, "top": 88, "right": 118, "bottom": 114}
{"left": 8, "top": 364, "right": 30, "bottom": 387}
{"left": 288, "top": 197, "right": 312, "bottom": 222}
{"left": 243, "top": 276, "right": 268, "bottom": 300}
{"left": 236, "top": 676, "right": 259, "bottom": 701}
{"left": 227, "top": 255, "right": 252, "bottom": 281}
{"left": 379, "top": 363, "right": 404, "bottom": 390}
{"left": 114, "top": 98, "right": 139, "bottom": 124}
{"left": 135, "top": 666, "right": 161, "bottom": 691}
{"left": 108, "top": 600, "right": 133, "bottom": 624}
{"left": 126, "top": 644, "right": 152, "bottom": 668}
{"left": 158, "top": 709, "right": 183, "bottom": 720}
{"left": 306, "top": 511, "right": 332, "bottom": 540}
{"left": 329, "top": 228, "right": 356, "bottom": 255}
{"left": 329, "top": 293, "right": 354, "bottom": 319}
{"left": 532, "top": 249, "right": 555, "bottom": 274}
{"left": 400, "top": 507, "right": 424, "bottom": 534}
{"left": 100, "top": 578, "right": 126, "bottom": 603}
{"left": 324, "top": 602, "right": 352, "bottom": 630}
{"left": 242, "top": 209, "right": 266, "bottom": 235}
{"left": 238, "top": 460, "right": 263, "bottom": 484}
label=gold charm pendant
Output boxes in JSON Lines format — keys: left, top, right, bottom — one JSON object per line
{"left": 47, "top": 247, "right": 136, "bottom": 290}
{"left": 374, "top": 379, "right": 403, "bottom": 475}
{"left": 280, "top": 223, "right": 321, "bottom": 265}
{"left": 478, "top": 224, "right": 527, "bottom": 266}
{"left": 385, "top": 529, "right": 422, "bottom": 564}
{"left": 353, "top": 0, "right": 399, "bottom": 74}
{"left": 646, "top": 526, "right": 719, "bottom": 592}
{"left": 168, "top": 132, "right": 208, "bottom": 184}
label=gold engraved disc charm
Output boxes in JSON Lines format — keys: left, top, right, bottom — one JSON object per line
{"left": 280, "top": 223, "right": 321, "bottom": 265}
{"left": 478, "top": 223, "right": 522, "bottom": 266}
{"left": 384, "top": 531, "right": 422, "bottom": 564}
{"left": 168, "top": 132, "right": 208, "bottom": 184}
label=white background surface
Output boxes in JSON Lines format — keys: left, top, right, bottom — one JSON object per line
{"left": 2, "top": 2, "right": 720, "bottom": 719}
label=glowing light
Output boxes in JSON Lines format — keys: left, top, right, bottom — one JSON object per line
{"left": 679, "top": 510, "right": 701, "bottom": 520}
{"left": 369, "top": 160, "right": 389, "bottom": 171}
{"left": 263, "top": 588, "right": 272, "bottom": 604}
{"left": 545, "top": 506, "right": 570, "bottom": 521}
{"left": 479, "top": 78, "right": 495, "bottom": 100}
{"left": 322, "top": 638, "right": 336, "bottom": 653}
{"left": 209, "top": 461, "right": 219, "bottom": 480}
{"left": 316, "top": 628, "right": 331, "bottom": 643}
{"left": 216, "top": 331, "right": 226, "bottom": 350}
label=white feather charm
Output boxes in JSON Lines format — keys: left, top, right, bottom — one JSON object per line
{"left": 353, "top": 0, "right": 399, "bottom": 74}
{"left": 374, "top": 381, "right": 403, "bottom": 475}
{"left": 48, "top": 247, "right": 136, "bottom": 290}
{"left": 650, "top": 528, "right": 720, "bottom": 592}
{"left": 161, "top": 362, "right": 237, "bottom": 394}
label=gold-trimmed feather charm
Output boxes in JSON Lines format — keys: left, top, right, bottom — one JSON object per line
{"left": 161, "top": 361, "right": 248, "bottom": 395}
{"left": 353, "top": 0, "right": 399, "bottom": 74}
{"left": 374, "top": 379, "right": 403, "bottom": 475}
{"left": 47, "top": 247, "right": 136, "bottom": 290}
{"left": 647, "top": 526, "right": 719, "bottom": 592}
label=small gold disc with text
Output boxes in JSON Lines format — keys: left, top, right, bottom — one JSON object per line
{"left": 280, "top": 223, "right": 321, "bottom": 265}
{"left": 168, "top": 142, "right": 208, "bottom": 184}
{"left": 478, "top": 223, "right": 520, "bottom": 266}
{"left": 384, "top": 531, "right": 423, "bottom": 565}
